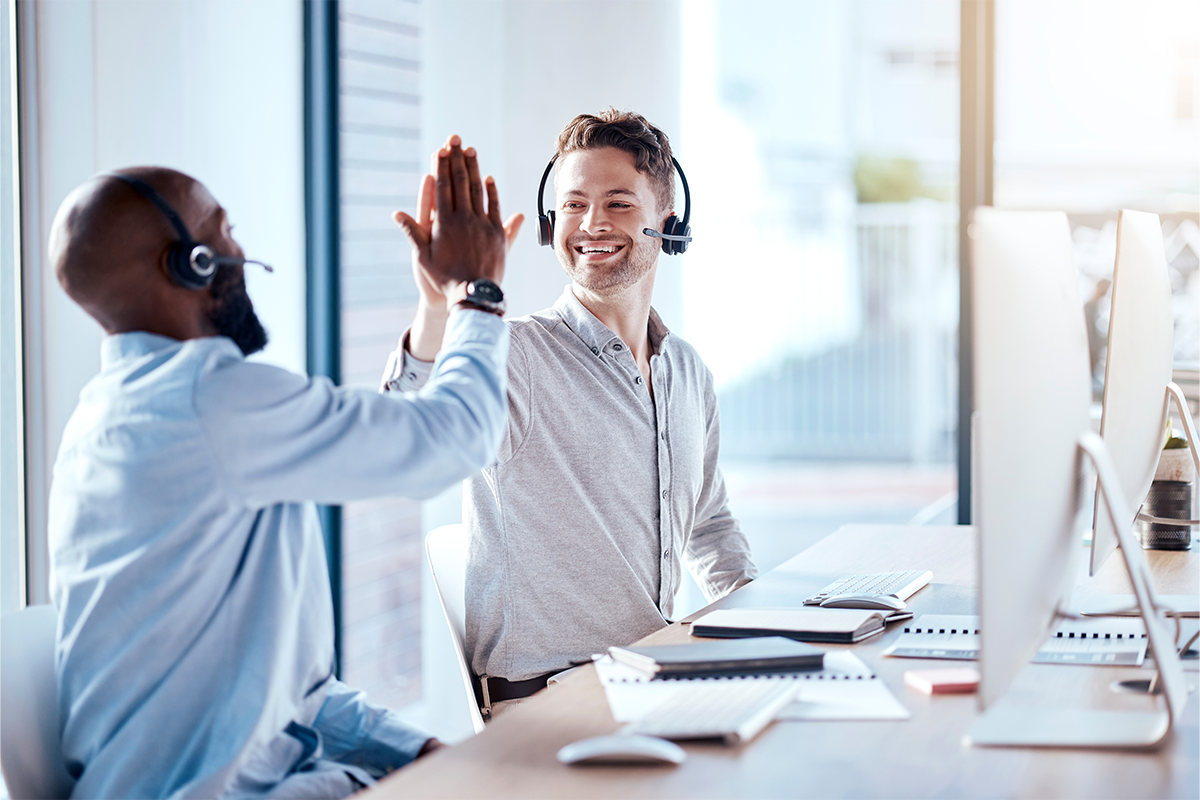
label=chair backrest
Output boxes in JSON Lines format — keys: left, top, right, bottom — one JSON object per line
{"left": 0, "top": 605, "right": 76, "bottom": 800}
{"left": 425, "top": 524, "right": 486, "bottom": 733}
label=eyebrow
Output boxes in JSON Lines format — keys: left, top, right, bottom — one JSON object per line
{"left": 564, "top": 188, "right": 639, "bottom": 199}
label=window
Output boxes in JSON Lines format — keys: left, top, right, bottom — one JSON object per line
{"left": 337, "top": 0, "right": 425, "bottom": 713}
{"left": 676, "top": 0, "right": 961, "bottom": 601}
{"left": 994, "top": 0, "right": 1199, "bottom": 394}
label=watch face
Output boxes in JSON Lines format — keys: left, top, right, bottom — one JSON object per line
{"left": 470, "top": 280, "right": 504, "bottom": 303}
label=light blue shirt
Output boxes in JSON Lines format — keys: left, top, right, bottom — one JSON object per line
{"left": 49, "top": 310, "right": 508, "bottom": 799}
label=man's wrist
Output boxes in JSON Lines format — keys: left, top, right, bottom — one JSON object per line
{"left": 453, "top": 299, "right": 505, "bottom": 317}
{"left": 444, "top": 281, "right": 471, "bottom": 307}
{"left": 416, "top": 296, "right": 451, "bottom": 322}
{"left": 418, "top": 737, "right": 445, "bottom": 758}
{"left": 450, "top": 278, "right": 505, "bottom": 316}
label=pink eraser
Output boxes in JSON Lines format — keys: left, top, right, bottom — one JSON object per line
{"left": 904, "top": 668, "right": 980, "bottom": 695}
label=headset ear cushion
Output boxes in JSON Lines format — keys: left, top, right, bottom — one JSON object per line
{"left": 660, "top": 215, "right": 679, "bottom": 255}
{"left": 166, "top": 242, "right": 214, "bottom": 290}
{"left": 673, "top": 221, "right": 691, "bottom": 255}
{"left": 538, "top": 212, "right": 555, "bottom": 247}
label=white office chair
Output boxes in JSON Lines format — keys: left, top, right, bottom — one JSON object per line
{"left": 0, "top": 604, "right": 76, "bottom": 800}
{"left": 425, "top": 524, "right": 486, "bottom": 734}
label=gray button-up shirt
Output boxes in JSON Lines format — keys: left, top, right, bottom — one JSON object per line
{"left": 384, "top": 288, "right": 756, "bottom": 680}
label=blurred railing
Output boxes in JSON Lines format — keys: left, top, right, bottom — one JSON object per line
{"left": 718, "top": 201, "right": 959, "bottom": 463}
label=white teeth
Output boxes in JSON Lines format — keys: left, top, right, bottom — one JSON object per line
{"left": 580, "top": 245, "right": 617, "bottom": 254}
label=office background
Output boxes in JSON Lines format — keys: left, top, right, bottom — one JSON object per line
{"left": 2, "top": 0, "right": 1197, "bottom": 747}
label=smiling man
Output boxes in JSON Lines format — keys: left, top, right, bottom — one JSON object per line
{"left": 385, "top": 110, "right": 757, "bottom": 717}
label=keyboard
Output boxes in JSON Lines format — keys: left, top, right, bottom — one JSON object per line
{"left": 803, "top": 570, "right": 933, "bottom": 606}
{"left": 623, "top": 678, "right": 801, "bottom": 745}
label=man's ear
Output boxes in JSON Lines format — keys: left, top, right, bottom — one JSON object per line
{"left": 156, "top": 247, "right": 176, "bottom": 286}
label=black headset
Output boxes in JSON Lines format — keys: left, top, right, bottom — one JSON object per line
{"left": 536, "top": 155, "right": 694, "bottom": 256}
{"left": 109, "top": 173, "right": 272, "bottom": 290}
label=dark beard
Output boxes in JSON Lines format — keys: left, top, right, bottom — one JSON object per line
{"left": 208, "top": 265, "right": 268, "bottom": 356}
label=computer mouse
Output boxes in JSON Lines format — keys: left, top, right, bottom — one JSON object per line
{"left": 819, "top": 594, "right": 906, "bottom": 611}
{"left": 556, "top": 734, "right": 687, "bottom": 766}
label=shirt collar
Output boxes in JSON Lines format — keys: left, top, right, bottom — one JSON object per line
{"left": 100, "top": 331, "right": 240, "bottom": 369}
{"left": 551, "top": 286, "right": 672, "bottom": 355}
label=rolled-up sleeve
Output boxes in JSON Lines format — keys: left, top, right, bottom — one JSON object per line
{"left": 196, "top": 308, "right": 508, "bottom": 507}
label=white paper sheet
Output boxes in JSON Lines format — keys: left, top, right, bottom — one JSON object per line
{"left": 777, "top": 677, "right": 911, "bottom": 721}
{"left": 881, "top": 614, "right": 1149, "bottom": 665}
{"left": 594, "top": 650, "right": 910, "bottom": 723}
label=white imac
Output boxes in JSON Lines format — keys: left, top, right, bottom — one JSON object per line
{"left": 964, "top": 207, "right": 1186, "bottom": 749}
{"left": 1091, "top": 209, "right": 1200, "bottom": 574}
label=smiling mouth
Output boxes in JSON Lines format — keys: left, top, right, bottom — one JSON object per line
{"left": 574, "top": 243, "right": 625, "bottom": 256}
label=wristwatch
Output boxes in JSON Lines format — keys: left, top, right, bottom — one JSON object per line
{"left": 456, "top": 279, "right": 506, "bottom": 316}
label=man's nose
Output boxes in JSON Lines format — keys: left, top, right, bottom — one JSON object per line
{"left": 579, "top": 205, "right": 612, "bottom": 235}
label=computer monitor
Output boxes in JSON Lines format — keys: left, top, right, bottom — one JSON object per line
{"left": 965, "top": 207, "right": 1186, "bottom": 749}
{"left": 968, "top": 208, "right": 1093, "bottom": 712}
{"left": 1090, "top": 210, "right": 1175, "bottom": 575}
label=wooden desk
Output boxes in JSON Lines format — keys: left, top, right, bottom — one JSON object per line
{"left": 369, "top": 525, "right": 1199, "bottom": 799}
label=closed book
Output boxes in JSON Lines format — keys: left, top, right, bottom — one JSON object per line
{"left": 608, "top": 636, "right": 825, "bottom": 679}
{"left": 691, "top": 607, "right": 886, "bottom": 644}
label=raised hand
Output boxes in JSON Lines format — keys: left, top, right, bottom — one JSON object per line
{"left": 394, "top": 137, "right": 523, "bottom": 360}
{"left": 393, "top": 136, "right": 523, "bottom": 299}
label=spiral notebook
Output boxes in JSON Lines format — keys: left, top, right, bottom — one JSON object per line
{"left": 594, "top": 650, "right": 910, "bottom": 722}
{"left": 881, "top": 614, "right": 1148, "bottom": 665}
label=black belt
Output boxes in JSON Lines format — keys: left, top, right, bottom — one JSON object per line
{"left": 474, "top": 671, "right": 560, "bottom": 715}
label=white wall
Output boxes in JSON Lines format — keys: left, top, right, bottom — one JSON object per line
{"left": 2, "top": 0, "right": 23, "bottom": 616}
{"left": 417, "top": 0, "right": 684, "bottom": 742}
{"left": 21, "top": 0, "right": 306, "bottom": 603}
{"left": 420, "top": 0, "right": 685, "bottom": 327}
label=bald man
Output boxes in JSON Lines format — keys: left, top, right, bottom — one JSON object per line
{"left": 47, "top": 141, "right": 519, "bottom": 799}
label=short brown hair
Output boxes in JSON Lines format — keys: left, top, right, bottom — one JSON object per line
{"left": 554, "top": 108, "right": 675, "bottom": 212}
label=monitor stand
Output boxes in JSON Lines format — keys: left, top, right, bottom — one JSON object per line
{"left": 1090, "top": 381, "right": 1200, "bottom": 574}
{"left": 966, "top": 432, "right": 1188, "bottom": 750}
{"left": 1134, "top": 383, "right": 1200, "bottom": 530}
{"left": 1107, "top": 381, "right": 1199, "bottom": 696}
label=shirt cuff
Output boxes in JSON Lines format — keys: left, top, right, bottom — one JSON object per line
{"left": 312, "top": 679, "right": 434, "bottom": 778}
{"left": 380, "top": 329, "right": 436, "bottom": 393}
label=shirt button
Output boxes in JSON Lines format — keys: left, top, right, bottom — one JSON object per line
{"left": 661, "top": 489, "right": 668, "bottom": 499}
{"left": 591, "top": 347, "right": 599, "bottom": 355}
{"left": 613, "top": 343, "right": 623, "bottom": 351}
{"left": 406, "top": 372, "right": 416, "bottom": 380}
{"left": 663, "top": 550, "right": 671, "bottom": 559}
{"left": 635, "top": 376, "right": 643, "bottom": 385}
{"left": 660, "top": 431, "right": 667, "bottom": 440}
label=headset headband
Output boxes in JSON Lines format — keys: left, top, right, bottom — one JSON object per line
{"left": 109, "top": 174, "right": 197, "bottom": 245}
{"left": 674, "top": 156, "right": 691, "bottom": 231}
{"left": 536, "top": 158, "right": 556, "bottom": 221}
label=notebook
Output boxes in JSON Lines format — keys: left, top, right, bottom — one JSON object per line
{"left": 690, "top": 607, "right": 887, "bottom": 644}
{"left": 608, "top": 636, "right": 825, "bottom": 679}
{"left": 882, "top": 614, "right": 1149, "bottom": 665}
{"left": 594, "top": 650, "right": 910, "bottom": 723}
